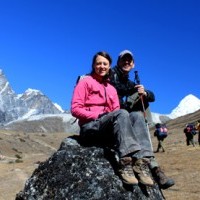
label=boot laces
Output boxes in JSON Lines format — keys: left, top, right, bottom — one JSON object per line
{"left": 140, "top": 160, "right": 150, "bottom": 176}
{"left": 124, "top": 163, "right": 134, "bottom": 176}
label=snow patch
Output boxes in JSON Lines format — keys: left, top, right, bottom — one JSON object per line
{"left": 54, "top": 103, "right": 64, "bottom": 113}
{"left": 25, "top": 88, "right": 43, "bottom": 95}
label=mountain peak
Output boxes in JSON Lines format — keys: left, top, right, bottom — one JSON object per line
{"left": 25, "top": 88, "right": 43, "bottom": 95}
{"left": 0, "top": 69, "right": 64, "bottom": 124}
{"left": 151, "top": 94, "right": 200, "bottom": 124}
{"left": 169, "top": 94, "right": 200, "bottom": 119}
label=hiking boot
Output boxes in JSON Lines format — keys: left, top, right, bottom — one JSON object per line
{"left": 133, "top": 158, "right": 154, "bottom": 186}
{"left": 152, "top": 167, "right": 175, "bottom": 189}
{"left": 118, "top": 157, "right": 138, "bottom": 185}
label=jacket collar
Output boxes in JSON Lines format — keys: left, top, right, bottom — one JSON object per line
{"left": 115, "top": 65, "right": 129, "bottom": 80}
{"left": 91, "top": 73, "right": 109, "bottom": 84}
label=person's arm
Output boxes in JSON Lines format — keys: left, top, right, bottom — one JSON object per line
{"left": 154, "top": 130, "right": 158, "bottom": 137}
{"left": 71, "top": 79, "right": 99, "bottom": 121}
{"left": 110, "top": 86, "right": 121, "bottom": 111}
{"left": 144, "top": 90, "right": 155, "bottom": 102}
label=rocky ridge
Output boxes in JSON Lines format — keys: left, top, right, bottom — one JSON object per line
{"left": 0, "top": 69, "right": 62, "bottom": 125}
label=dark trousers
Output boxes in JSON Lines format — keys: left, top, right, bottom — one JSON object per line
{"left": 80, "top": 109, "right": 154, "bottom": 159}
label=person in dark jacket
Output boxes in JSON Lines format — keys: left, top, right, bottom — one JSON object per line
{"left": 109, "top": 50, "right": 175, "bottom": 190}
{"left": 184, "top": 124, "right": 196, "bottom": 147}
{"left": 110, "top": 50, "right": 154, "bottom": 124}
{"left": 154, "top": 123, "right": 167, "bottom": 152}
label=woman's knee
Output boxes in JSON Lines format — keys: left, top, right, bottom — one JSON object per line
{"left": 115, "top": 109, "right": 129, "bottom": 117}
{"left": 129, "top": 111, "right": 143, "bottom": 121}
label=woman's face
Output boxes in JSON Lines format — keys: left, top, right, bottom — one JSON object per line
{"left": 93, "top": 55, "right": 110, "bottom": 77}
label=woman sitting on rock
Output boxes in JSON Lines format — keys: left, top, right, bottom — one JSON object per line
{"left": 71, "top": 51, "right": 156, "bottom": 186}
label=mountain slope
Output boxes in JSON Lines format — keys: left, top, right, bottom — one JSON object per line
{"left": 151, "top": 94, "right": 200, "bottom": 124}
{"left": 0, "top": 70, "right": 63, "bottom": 124}
{"left": 169, "top": 94, "right": 200, "bottom": 119}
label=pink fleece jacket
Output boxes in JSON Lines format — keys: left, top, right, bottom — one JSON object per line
{"left": 71, "top": 74, "right": 120, "bottom": 126}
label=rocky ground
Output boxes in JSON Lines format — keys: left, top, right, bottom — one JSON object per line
{"left": 0, "top": 109, "right": 200, "bottom": 200}
{"left": 0, "top": 131, "right": 72, "bottom": 200}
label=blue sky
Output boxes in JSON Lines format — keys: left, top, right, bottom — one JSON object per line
{"left": 0, "top": 0, "right": 200, "bottom": 114}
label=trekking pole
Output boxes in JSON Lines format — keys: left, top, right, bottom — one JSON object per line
{"left": 134, "top": 71, "right": 153, "bottom": 150}
{"left": 134, "top": 71, "right": 147, "bottom": 122}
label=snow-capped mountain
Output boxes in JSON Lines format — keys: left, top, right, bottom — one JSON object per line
{"left": 169, "top": 94, "right": 200, "bottom": 119}
{"left": 151, "top": 94, "right": 200, "bottom": 124}
{"left": 0, "top": 69, "right": 63, "bottom": 124}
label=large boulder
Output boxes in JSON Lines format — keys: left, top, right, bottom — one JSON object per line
{"left": 16, "top": 136, "right": 165, "bottom": 200}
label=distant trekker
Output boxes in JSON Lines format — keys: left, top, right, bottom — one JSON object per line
{"left": 195, "top": 120, "right": 200, "bottom": 146}
{"left": 183, "top": 124, "right": 196, "bottom": 147}
{"left": 154, "top": 123, "right": 168, "bottom": 153}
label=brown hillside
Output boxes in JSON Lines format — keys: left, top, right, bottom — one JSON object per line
{"left": 0, "top": 110, "right": 200, "bottom": 200}
{"left": 166, "top": 109, "right": 200, "bottom": 129}
{"left": 149, "top": 109, "right": 200, "bottom": 200}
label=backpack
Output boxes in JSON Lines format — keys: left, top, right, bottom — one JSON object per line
{"left": 71, "top": 74, "right": 89, "bottom": 124}
{"left": 156, "top": 124, "right": 168, "bottom": 139}
{"left": 195, "top": 121, "right": 200, "bottom": 131}
{"left": 75, "top": 74, "right": 89, "bottom": 85}
{"left": 185, "top": 124, "right": 196, "bottom": 135}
